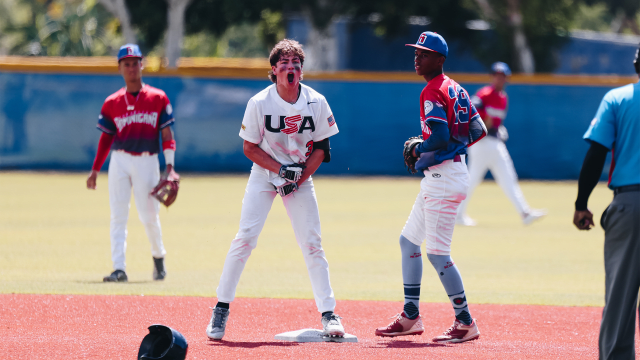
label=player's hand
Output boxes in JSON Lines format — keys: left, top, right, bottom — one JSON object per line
{"left": 86, "top": 170, "right": 98, "bottom": 190}
{"left": 573, "top": 209, "right": 594, "bottom": 230}
{"left": 165, "top": 165, "right": 180, "bottom": 181}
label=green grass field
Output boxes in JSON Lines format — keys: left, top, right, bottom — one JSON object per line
{"left": 0, "top": 172, "right": 613, "bottom": 306}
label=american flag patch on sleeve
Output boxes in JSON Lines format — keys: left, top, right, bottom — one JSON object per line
{"left": 327, "top": 115, "right": 335, "bottom": 127}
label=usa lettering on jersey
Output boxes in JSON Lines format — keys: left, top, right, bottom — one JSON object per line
{"left": 264, "top": 115, "right": 316, "bottom": 134}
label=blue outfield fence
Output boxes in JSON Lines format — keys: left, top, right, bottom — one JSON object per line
{"left": 0, "top": 72, "right": 618, "bottom": 179}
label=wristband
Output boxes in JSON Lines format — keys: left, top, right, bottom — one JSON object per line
{"left": 162, "top": 139, "right": 176, "bottom": 151}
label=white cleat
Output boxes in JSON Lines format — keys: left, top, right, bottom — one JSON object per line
{"left": 322, "top": 313, "right": 345, "bottom": 337}
{"left": 456, "top": 214, "right": 477, "bottom": 226}
{"left": 206, "top": 307, "right": 229, "bottom": 340}
{"left": 523, "top": 209, "right": 547, "bottom": 225}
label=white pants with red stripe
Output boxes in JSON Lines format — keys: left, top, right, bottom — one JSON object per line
{"left": 458, "top": 136, "right": 530, "bottom": 217}
{"left": 108, "top": 151, "right": 165, "bottom": 271}
{"left": 216, "top": 164, "right": 336, "bottom": 313}
{"left": 401, "top": 156, "right": 469, "bottom": 255}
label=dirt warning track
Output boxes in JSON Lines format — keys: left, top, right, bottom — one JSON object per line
{"left": 1, "top": 294, "right": 628, "bottom": 359}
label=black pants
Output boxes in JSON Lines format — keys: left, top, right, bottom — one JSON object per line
{"left": 599, "top": 191, "right": 640, "bottom": 360}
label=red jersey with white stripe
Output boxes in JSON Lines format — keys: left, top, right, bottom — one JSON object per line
{"left": 97, "top": 84, "right": 174, "bottom": 154}
{"left": 471, "top": 85, "right": 507, "bottom": 132}
{"left": 419, "top": 74, "right": 480, "bottom": 164}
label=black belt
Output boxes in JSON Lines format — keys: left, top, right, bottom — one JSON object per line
{"left": 614, "top": 184, "right": 640, "bottom": 196}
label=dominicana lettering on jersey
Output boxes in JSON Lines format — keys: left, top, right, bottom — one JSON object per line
{"left": 113, "top": 112, "right": 159, "bottom": 131}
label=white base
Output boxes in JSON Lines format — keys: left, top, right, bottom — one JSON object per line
{"left": 275, "top": 329, "right": 358, "bottom": 343}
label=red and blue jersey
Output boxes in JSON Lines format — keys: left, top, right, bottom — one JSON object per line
{"left": 97, "top": 85, "right": 174, "bottom": 154}
{"left": 471, "top": 85, "right": 507, "bottom": 137}
{"left": 420, "top": 74, "right": 480, "bottom": 164}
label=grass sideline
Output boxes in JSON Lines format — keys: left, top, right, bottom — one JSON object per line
{"left": 0, "top": 172, "right": 612, "bottom": 306}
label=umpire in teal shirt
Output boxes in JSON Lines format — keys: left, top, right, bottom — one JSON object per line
{"left": 574, "top": 44, "right": 640, "bottom": 360}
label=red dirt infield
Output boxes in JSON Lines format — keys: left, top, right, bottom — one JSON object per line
{"left": 1, "top": 294, "right": 627, "bottom": 359}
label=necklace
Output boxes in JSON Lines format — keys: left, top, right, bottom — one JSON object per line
{"left": 124, "top": 84, "right": 144, "bottom": 111}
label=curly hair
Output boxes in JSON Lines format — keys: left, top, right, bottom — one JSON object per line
{"left": 268, "top": 39, "right": 305, "bottom": 83}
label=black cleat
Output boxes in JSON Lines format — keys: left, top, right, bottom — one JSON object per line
{"left": 153, "top": 257, "right": 166, "bottom": 281}
{"left": 103, "top": 270, "right": 128, "bottom": 282}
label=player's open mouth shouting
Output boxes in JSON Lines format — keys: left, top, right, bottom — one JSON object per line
{"left": 273, "top": 53, "right": 302, "bottom": 86}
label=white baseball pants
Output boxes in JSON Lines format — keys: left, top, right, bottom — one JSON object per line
{"left": 108, "top": 151, "right": 165, "bottom": 271}
{"left": 401, "top": 157, "right": 469, "bottom": 255}
{"left": 216, "top": 165, "right": 336, "bottom": 313}
{"left": 458, "top": 136, "right": 530, "bottom": 217}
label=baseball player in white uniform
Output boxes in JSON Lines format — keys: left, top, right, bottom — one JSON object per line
{"left": 86, "top": 44, "right": 177, "bottom": 282}
{"left": 456, "top": 62, "right": 546, "bottom": 226}
{"left": 206, "top": 39, "right": 345, "bottom": 340}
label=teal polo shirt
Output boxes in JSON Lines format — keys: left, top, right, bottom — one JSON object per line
{"left": 584, "top": 80, "right": 640, "bottom": 189}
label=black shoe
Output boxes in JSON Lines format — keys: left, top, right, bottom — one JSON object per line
{"left": 153, "top": 257, "right": 166, "bottom": 281}
{"left": 103, "top": 270, "right": 128, "bottom": 282}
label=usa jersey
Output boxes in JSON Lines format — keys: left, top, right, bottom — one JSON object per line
{"left": 420, "top": 74, "right": 480, "bottom": 165}
{"left": 471, "top": 85, "right": 507, "bottom": 136}
{"left": 239, "top": 83, "right": 339, "bottom": 166}
{"left": 97, "top": 85, "right": 174, "bottom": 154}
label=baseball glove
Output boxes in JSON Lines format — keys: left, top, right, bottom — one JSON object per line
{"left": 150, "top": 171, "right": 180, "bottom": 207}
{"left": 403, "top": 136, "right": 423, "bottom": 174}
{"left": 279, "top": 164, "right": 305, "bottom": 183}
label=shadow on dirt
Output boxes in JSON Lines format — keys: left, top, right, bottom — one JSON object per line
{"left": 207, "top": 340, "right": 300, "bottom": 348}
{"left": 373, "top": 340, "right": 449, "bottom": 348}
{"left": 75, "top": 281, "right": 154, "bottom": 284}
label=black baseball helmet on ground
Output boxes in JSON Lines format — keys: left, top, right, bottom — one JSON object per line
{"left": 634, "top": 43, "right": 640, "bottom": 74}
{"left": 138, "top": 325, "right": 188, "bottom": 360}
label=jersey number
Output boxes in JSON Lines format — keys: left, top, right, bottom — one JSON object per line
{"left": 305, "top": 140, "right": 313, "bottom": 157}
{"left": 447, "top": 85, "right": 470, "bottom": 124}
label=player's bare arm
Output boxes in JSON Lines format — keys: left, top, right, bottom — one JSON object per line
{"left": 297, "top": 149, "right": 325, "bottom": 186}
{"left": 242, "top": 140, "right": 282, "bottom": 174}
{"left": 483, "top": 116, "right": 494, "bottom": 129}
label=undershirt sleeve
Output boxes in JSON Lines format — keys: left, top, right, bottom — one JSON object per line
{"left": 414, "top": 121, "right": 449, "bottom": 154}
{"left": 575, "top": 141, "right": 609, "bottom": 211}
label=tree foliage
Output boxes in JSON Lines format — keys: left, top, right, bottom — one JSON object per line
{"left": 467, "top": 0, "right": 576, "bottom": 72}
{"left": 0, "top": 0, "right": 120, "bottom": 56}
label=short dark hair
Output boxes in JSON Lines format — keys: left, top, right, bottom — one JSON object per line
{"left": 268, "top": 39, "right": 305, "bottom": 83}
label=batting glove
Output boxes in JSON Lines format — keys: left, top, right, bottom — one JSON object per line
{"left": 275, "top": 182, "right": 299, "bottom": 197}
{"left": 279, "top": 164, "right": 305, "bottom": 183}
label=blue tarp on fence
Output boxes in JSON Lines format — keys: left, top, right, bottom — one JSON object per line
{"left": 0, "top": 72, "right": 619, "bottom": 179}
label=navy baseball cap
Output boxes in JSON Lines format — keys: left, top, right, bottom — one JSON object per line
{"left": 406, "top": 32, "right": 448, "bottom": 58}
{"left": 491, "top": 62, "right": 511, "bottom": 76}
{"left": 117, "top": 44, "right": 143, "bottom": 62}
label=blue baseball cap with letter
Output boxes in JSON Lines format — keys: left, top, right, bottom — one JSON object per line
{"left": 406, "top": 32, "right": 448, "bottom": 58}
{"left": 491, "top": 62, "right": 511, "bottom": 76}
{"left": 117, "top": 44, "right": 143, "bottom": 62}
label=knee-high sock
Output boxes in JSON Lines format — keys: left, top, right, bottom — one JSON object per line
{"left": 427, "top": 254, "right": 472, "bottom": 325}
{"left": 400, "top": 235, "right": 422, "bottom": 319}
